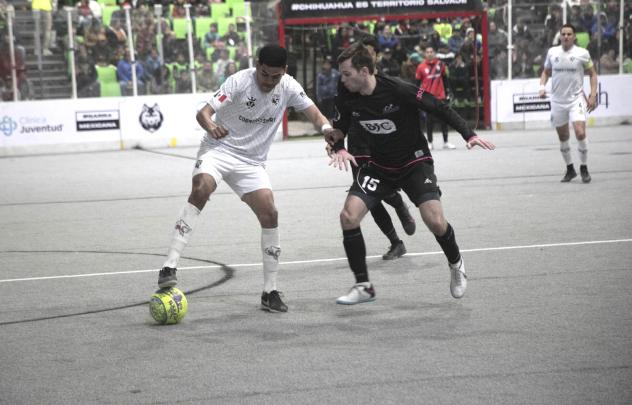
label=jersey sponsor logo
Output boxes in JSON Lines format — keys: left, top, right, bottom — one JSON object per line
{"left": 382, "top": 104, "right": 400, "bottom": 114}
{"left": 139, "top": 103, "right": 163, "bottom": 132}
{"left": 246, "top": 96, "right": 256, "bottom": 109}
{"left": 238, "top": 115, "right": 276, "bottom": 124}
{"left": 424, "top": 178, "right": 433, "bottom": 184}
{"left": 359, "top": 119, "right": 396, "bottom": 134}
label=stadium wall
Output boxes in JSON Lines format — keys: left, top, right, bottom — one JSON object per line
{"left": 0, "top": 93, "right": 285, "bottom": 156}
{"left": 491, "top": 74, "right": 632, "bottom": 130}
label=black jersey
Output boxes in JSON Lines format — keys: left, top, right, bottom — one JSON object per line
{"left": 333, "top": 74, "right": 475, "bottom": 169}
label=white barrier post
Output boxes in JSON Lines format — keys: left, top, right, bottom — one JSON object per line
{"left": 66, "top": 7, "right": 77, "bottom": 99}
{"left": 185, "top": 4, "right": 196, "bottom": 93}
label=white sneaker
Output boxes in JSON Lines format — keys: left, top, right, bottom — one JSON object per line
{"left": 336, "top": 282, "right": 376, "bottom": 305}
{"left": 443, "top": 142, "right": 456, "bottom": 149}
{"left": 449, "top": 259, "right": 467, "bottom": 298}
{"left": 428, "top": 142, "right": 434, "bottom": 150}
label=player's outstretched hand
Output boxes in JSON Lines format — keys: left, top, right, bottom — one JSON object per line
{"left": 466, "top": 135, "right": 495, "bottom": 150}
{"left": 329, "top": 149, "right": 357, "bottom": 171}
{"left": 207, "top": 125, "right": 229, "bottom": 139}
{"left": 324, "top": 128, "right": 345, "bottom": 146}
{"left": 586, "top": 94, "right": 597, "bottom": 113}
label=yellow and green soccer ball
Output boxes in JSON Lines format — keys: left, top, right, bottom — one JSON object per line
{"left": 149, "top": 287, "right": 188, "bottom": 324}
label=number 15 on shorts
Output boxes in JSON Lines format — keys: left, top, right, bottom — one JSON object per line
{"left": 361, "top": 176, "right": 380, "bottom": 192}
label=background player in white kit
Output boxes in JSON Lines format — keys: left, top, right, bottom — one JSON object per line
{"left": 157, "top": 45, "right": 334, "bottom": 313}
{"left": 539, "top": 23, "right": 598, "bottom": 183}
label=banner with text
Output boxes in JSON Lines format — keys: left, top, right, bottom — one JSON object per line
{"left": 281, "top": 0, "right": 483, "bottom": 20}
{"left": 491, "top": 74, "right": 632, "bottom": 129}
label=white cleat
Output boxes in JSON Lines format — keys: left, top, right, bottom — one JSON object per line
{"left": 443, "top": 142, "right": 456, "bottom": 149}
{"left": 449, "top": 259, "right": 467, "bottom": 298}
{"left": 336, "top": 282, "right": 376, "bottom": 305}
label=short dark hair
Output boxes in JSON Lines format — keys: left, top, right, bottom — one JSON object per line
{"left": 561, "top": 23, "right": 576, "bottom": 33}
{"left": 257, "top": 45, "right": 288, "bottom": 68}
{"left": 337, "top": 42, "right": 375, "bottom": 74}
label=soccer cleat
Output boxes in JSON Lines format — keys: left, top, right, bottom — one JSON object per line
{"left": 443, "top": 142, "right": 456, "bottom": 149}
{"left": 336, "top": 282, "right": 376, "bottom": 305}
{"left": 449, "top": 259, "right": 467, "bottom": 299}
{"left": 561, "top": 165, "right": 577, "bottom": 182}
{"left": 261, "top": 290, "right": 288, "bottom": 313}
{"left": 395, "top": 205, "right": 416, "bottom": 236}
{"left": 382, "top": 240, "right": 407, "bottom": 260}
{"left": 580, "top": 165, "right": 591, "bottom": 183}
{"left": 158, "top": 267, "right": 177, "bottom": 288}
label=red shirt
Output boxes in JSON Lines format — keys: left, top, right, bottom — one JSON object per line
{"left": 415, "top": 58, "right": 447, "bottom": 100}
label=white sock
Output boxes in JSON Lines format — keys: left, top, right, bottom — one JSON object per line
{"left": 560, "top": 140, "right": 573, "bottom": 166}
{"left": 163, "top": 202, "right": 201, "bottom": 269}
{"left": 577, "top": 139, "right": 588, "bottom": 165}
{"left": 261, "top": 227, "right": 280, "bottom": 293}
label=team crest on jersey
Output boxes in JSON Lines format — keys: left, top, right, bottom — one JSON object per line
{"left": 139, "top": 104, "right": 163, "bottom": 132}
{"left": 383, "top": 104, "right": 400, "bottom": 114}
{"left": 352, "top": 111, "right": 360, "bottom": 117}
{"left": 299, "top": 91, "right": 306, "bottom": 98}
{"left": 272, "top": 95, "right": 280, "bottom": 105}
{"left": 359, "top": 119, "right": 396, "bottom": 134}
{"left": 246, "top": 96, "right": 256, "bottom": 109}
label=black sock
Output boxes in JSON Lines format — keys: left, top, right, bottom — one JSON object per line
{"left": 370, "top": 203, "right": 399, "bottom": 244}
{"left": 383, "top": 191, "right": 404, "bottom": 209}
{"left": 343, "top": 227, "right": 369, "bottom": 283}
{"left": 434, "top": 223, "right": 461, "bottom": 265}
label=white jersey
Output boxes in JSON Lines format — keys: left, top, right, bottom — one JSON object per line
{"left": 204, "top": 68, "right": 314, "bottom": 165}
{"left": 544, "top": 45, "right": 593, "bottom": 104}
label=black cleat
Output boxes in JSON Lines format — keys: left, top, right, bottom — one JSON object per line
{"left": 382, "top": 240, "right": 406, "bottom": 260}
{"left": 395, "top": 205, "right": 416, "bottom": 235}
{"left": 561, "top": 165, "right": 577, "bottom": 183}
{"left": 158, "top": 267, "right": 177, "bottom": 288}
{"left": 261, "top": 290, "right": 288, "bottom": 313}
{"left": 580, "top": 165, "right": 591, "bottom": 183}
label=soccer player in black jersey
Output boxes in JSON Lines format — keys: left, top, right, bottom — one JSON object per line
{"left": 333, "top": 35, "right": 417, "bottom": 261}
{"left": 327, "top": 42, "right": 495, "bottom": 304}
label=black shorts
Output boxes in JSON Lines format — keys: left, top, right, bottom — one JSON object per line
{"left": 349, "top": 160, "right": 441, "bottom": 210}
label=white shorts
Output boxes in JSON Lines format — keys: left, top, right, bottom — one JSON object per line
{"left": 192, "top": 146, "right": 271, "bottom": 197}
{"left": 551, "top": 97, "right": 586, "bottom": 127}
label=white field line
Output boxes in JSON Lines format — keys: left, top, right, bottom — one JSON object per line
{"left": 1, "top": 238, "right": 630, "bottom": 284}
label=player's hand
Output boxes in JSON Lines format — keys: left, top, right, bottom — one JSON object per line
{"left": 538, "top": 89, "right": 546, "bottom": 98}
{"left": 466, "top": 135, "right": 495, "bottom": 150}
{"left": 325, "top": 143, "right": 334, "bottom": 158}
{"left": 324, "top": 128, "right": 345, "bottom": 145}
{"left": 586, "top": 94, "right": 597, "bottom": 113}
{"left": 328, "top": 149, "right": 357, "bottom": 171}
{"left": 207, "top": 124, "right": 229, "bottom": 139}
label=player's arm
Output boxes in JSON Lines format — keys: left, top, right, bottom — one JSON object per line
{"left": 585, "top": 64, "right": 598, "bottom": 112}
{"left": 196, "top": 104, "right": 229, "bottom": 139}
{"left": 539, "top": 68, "right": 551, "bottom": 98}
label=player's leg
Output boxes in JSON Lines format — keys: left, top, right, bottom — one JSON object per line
{"left": 418, "top": 200, "right": 466, "bottom": 299}
{"left": 571, "top": 102, "right": 591, "bottom": 183}
{"left": 383, "top": 191, "right": 416, "bottom": 236}
{"left": 242, "top": 188, "right": 286, "bottom": 311}
{"left": 236, "top": 164, "right": 286, "bottom": 313}
{"left": 441, "top": 121, "right": 455, "bottom": 149}
{"left": 552, "top": 103, "right": 576, "bottom": 182}
{"left": 337, "top": 193, "right": 375, "bottom": 304}
{"left": 370, "top": 202, "right": 406, "bottom": 260}
{"left": 158, "top": 172, "right": 217, "bottom": 288}
{"left": 402, "top": 162, "right": 466, "bottom": 298}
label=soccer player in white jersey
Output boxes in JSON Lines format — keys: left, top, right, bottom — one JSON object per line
{"left": 539, "top": 23, "right": 598, "bottom": 183}
{"left": 157, "top": 45, "right": 335, "bottom": 313}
